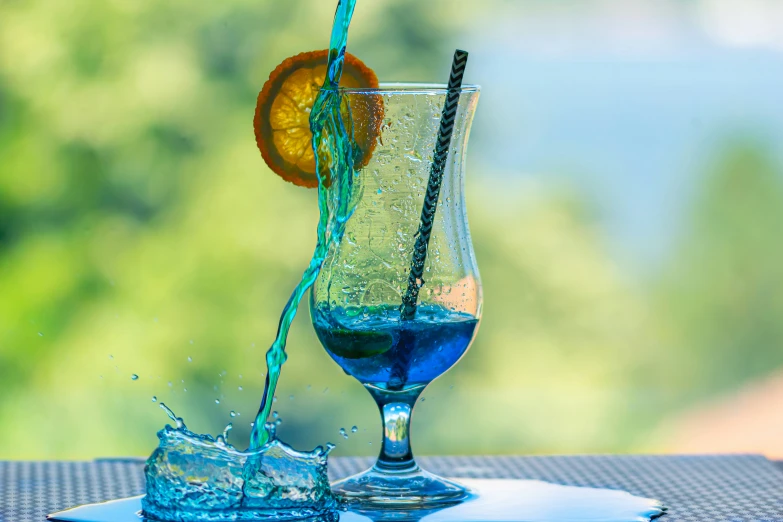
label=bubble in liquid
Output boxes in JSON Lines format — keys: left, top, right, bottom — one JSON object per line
{"left": 131, "top": 374, "right": 139, "bottom": 381}
{"left": 351, "top": 426, "right": 358, "bottom": 433}
{"left": 152, "top": 396, "right": 157, "bottom": 402}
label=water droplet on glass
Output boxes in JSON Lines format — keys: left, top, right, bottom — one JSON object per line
{"left": 152, "top": 396, "right": 157, "bottom": 402}
{"left": 131, "top": 374, "right": 139, "bottom": 381}
{"left": 351, "top": 426, "right": 358, "bottom": 433}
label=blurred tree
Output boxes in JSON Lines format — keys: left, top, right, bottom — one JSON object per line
{"left": 656, "top": 143, "right": 783, "bottom": 405}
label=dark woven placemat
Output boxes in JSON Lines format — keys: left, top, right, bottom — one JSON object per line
{"left": 1, "top": 455, "right": 782, "bottom": 522}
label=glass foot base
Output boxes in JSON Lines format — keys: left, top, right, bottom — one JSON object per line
{"left": 332, "top": 466, "right": 471, "bottom": 509}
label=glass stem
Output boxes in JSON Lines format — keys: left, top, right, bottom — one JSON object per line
{"left": 366, "top": 384, "right": 425, "bottom": 474}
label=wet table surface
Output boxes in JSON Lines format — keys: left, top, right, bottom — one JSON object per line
{"left": 1, "top": 455, "right": 782, "bottom": 522}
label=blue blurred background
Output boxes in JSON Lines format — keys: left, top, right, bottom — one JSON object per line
{"left": 2, "top": 0, "right": 783, "bottom": 459}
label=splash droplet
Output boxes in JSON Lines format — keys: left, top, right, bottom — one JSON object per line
{"left": 215, "top": 399, "right": 220, "bottom": 404}
{"left": 152, "top": 396, "right": 157, "bottom": 402}
{"left": 351, "top": 426, "right": 358, "bottom": 433}
{"left": 131, "top": 374, "right": 139, "bottom": 381}
{"left": 230, "top": 410, "right": 237, "bottom": 417}
{"left": 238, "top": 386, "right": 243, "bottom": 391}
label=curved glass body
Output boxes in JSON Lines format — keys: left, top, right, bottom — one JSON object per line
{"left": 310, "top": 83, "right": 481, "bottom": 507}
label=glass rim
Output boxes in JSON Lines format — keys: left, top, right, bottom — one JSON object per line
{"left": 335, "top": 82, "right": 481, "bottom": 94}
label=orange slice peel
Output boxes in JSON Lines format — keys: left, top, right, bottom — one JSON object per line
{"left": 254, "top": 50, "right": 382, "bottom": 188}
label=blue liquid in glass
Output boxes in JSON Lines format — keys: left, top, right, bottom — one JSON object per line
{"left": 312, "top": 305, "right": 477, "bottom": 389}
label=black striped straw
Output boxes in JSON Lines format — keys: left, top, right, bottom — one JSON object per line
{"left": 400, "top": 49, "right": 469, "bottom": 321}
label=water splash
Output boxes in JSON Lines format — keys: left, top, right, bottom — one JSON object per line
{"left": 249, "top": 0, "right": 360, "bottom": 450}
{"left": 142, "top": 406, "right": 337, "bottom": 522}
{"left": 143, "top": 1, "right": 359, "bottom": 518}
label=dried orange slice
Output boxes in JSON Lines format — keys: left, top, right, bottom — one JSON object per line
{"left": 254, "top": 50, "right": 382, "bottom": 188}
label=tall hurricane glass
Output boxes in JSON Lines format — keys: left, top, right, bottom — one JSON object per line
{"left": 310, "top": 83, "right": 481, "bottom": 507}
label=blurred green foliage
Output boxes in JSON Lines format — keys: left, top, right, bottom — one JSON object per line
{"left": 1, "top": 0, "right": 783, "bottom": 459}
